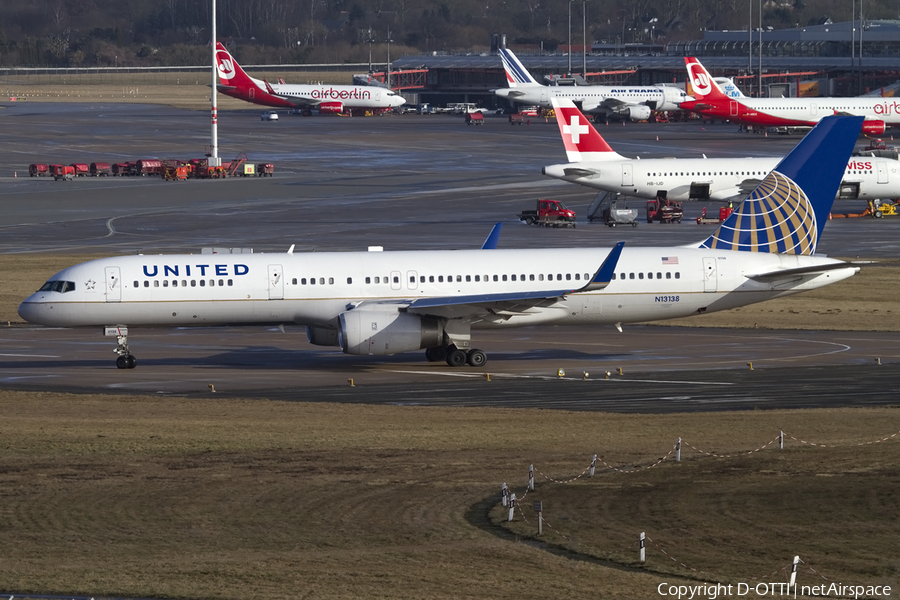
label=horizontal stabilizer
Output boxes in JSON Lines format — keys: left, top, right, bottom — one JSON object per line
{"left": 564, "top": 167, "right": 596, "bottom": 178}
{"left": 747, "top": 262, "right": 858, "bottom": 282}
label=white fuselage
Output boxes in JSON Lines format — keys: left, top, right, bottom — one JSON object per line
{"left": 495, "top": 84, "right": 687, "bottom": 114}
{"left": 543, "top": 155, "right": 900, "bottom": 202}
{"left": 19, "top": 248, "right": 855, "bottom": 337}
{"left": 717, "top": 97, "right": 900, "bottom": 127}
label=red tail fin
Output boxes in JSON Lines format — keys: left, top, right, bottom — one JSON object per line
{"left": 551, "top": 98, "right": 624, "bottom": 163}
{"left": 684, "top": 57, "right": 729, "bottom": 103}
{"left": 215, "top": 42, "right": 257, "bottom": 89}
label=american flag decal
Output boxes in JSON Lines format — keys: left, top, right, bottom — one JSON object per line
{"left": 661, "top": 256, "right": 679, "bottom": 265}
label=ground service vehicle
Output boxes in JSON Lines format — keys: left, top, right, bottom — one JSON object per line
{"left": 518, "top": 199, "right": 576, "bottom": 227}
{"left": 51, "top": 165, "right": 75, "bottom": 180}
{"left": 646, "top": 196, "right": 684, "bottom": 223}
{"left": 261, "top": 111, "right": 279, "bottom": 121}
{"left": 465, "top": 112, "right": 484, "bottom": 125}
{"left": 697, "top": 205, "right": 734, "bottom": 224}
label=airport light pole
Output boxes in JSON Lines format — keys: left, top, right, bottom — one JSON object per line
{"left": 386, "top": 28, "right": 393, "bottom": 89}
{"left": 209, "top": 0, "right": 220, "bottom": 167}
{"left": 568, "top": 0, "right": 573, "bottom": 75}
{"left": 582, "top": 0, "right": 587, "bottom": 77}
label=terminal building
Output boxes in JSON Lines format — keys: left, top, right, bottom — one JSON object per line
{"left": 391, "top": 20, "right": 900, "bottom": 109}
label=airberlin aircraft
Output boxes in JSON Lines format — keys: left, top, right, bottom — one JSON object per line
{"left": 543, "top": 98, "right": 900, "bottom": 203}
{"left": 214, "top": 41, "right": 406, "bottom": 115}
{"left": 680, "top": 56, "right": 898, "bottom": 135}
{"left": 20, "top": 117, "right": 863, "bottom": 369}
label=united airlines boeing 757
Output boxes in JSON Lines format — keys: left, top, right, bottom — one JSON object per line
{"left": 19, "top": 116, "right": 863, "bottom": 369}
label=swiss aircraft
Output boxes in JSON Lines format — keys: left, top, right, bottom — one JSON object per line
{"left": 493, "top": 48, "right": 688, "bottom": 121}
{"left": 20, "top": 117, "right": 862, "bottom": 369}
{"left": 214, "top": 41, "right": 406, "bottom": 115}
{"left": 543, "top": 98, "right": 900, "bottom": 203}
{"left": 680, "top": 56, "right": 898, "bottom": 134}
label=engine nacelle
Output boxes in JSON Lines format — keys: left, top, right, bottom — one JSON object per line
{"left": 862, "top": 120, "right": 887, "bottom": 136}
{"left": 306, "top": 326, "right": 340, "bottom": 347}
{"left": 339, "top": 310, "right": 442, "bottom": 356}
{"left": 318, "top": 101, "right": 343, "bottom": 115}
{"left": 625, "top": 105, "right": 652, "bottom": 122}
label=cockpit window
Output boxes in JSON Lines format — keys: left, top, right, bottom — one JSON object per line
{"left": 38, "top": 280, "right": 76, "bottom": 293}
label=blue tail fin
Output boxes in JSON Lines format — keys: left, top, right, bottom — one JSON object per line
{"left": 700, "top": 115, "right": 863, "bottom": 255}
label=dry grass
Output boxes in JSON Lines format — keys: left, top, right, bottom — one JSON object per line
{"left": 2, "top": 71, "right": 357, "bottom": 110}
{"left": 0, "top": 392, "right": 898, "bottom": 599}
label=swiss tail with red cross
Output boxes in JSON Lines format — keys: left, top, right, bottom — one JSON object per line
{"left": 551, "top": 98, "right": 624, "bottom": 163}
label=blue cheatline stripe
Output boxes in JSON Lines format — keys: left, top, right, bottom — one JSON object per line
{"left": 500, "top": 50, "right": 535, "bottom": 84}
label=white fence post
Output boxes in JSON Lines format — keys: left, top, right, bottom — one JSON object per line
{"left": 779, "top": 430, "right": 784, "bottom": 450}
{"left": 528, "top": 464, "right": 534, "bottom": 491}
{"left": 501, "top": 482, "right": 508, "bottom": 507}
{"left": 590, "top": 453, "right": 597, "bottom": 477}
{"left": 789, "top": 555, "right": 799, "bottom": 587}
{"left": 534, "top": 501, "right": 543, "bottom": 536}
{"left": 676, "top": 437, "right": 681, "bottom": 462}
{"left": 508, "top": 493, "right": 516, "bottom": 522}
{"left": 640, "top": 532, "right": 646, "bottom": 563}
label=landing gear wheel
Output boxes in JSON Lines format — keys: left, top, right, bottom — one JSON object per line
{"left": 116, "top": 356, "right": 128, "bottom": 369}
{"left": 466, "top": 349, "right": 487, "bottom": 367}
{"left": 126, "top": 355, "right": 137, "bottom": 369}
{"left": 446, "top": 348, "right": 467, "bottom": 367}
{"left": 425, "top": 346, "right": 446, "bottom": 362}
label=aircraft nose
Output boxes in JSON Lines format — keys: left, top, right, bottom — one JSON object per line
{"left": 17, "top": 297, "right": 42, "bottom": 324}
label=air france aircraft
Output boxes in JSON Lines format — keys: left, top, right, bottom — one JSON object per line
{"left": 543, "top": 98, "right": 900, "bottom": 203}
{"left": 680, "top": 56, "right": 899, "bottom": 134}
{"left": 493, "top": 48, "right": 688, "bottom": 121}
{"left": 214, "top": 42, "right": 406, "bottom": 115}
{"left": 19, "top": 116, "right": 863, "bottom": 369}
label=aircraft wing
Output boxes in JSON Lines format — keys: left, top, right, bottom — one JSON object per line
{"left": 271, "top": 93, "right": 322, "bottom": 107}
{"left": 371, "top": 242, "right": 624, "bottom": 321}
{"left": 582, "top": 98, "right": 641, "bottom": 115}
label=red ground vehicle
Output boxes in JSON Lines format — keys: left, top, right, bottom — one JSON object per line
{"left": 70, "top": 163, "right": 90, "bottom": 177}
{"left": 465, "top": 112, "right": 484, "bottom": 125}
{"left": 257, "top": 163, "right": 275, "bottom": 177}
{"left": 697, "top": 205, "right": 734, "bottom": 224}
{"left": 646, "top": 196, "right": 684, "bottom": 223}
{"left": 51, "top": 165, "right": 75, "bottom": 180}
{"left": 90, "top": 162, "right": 111, "bottom": 176}
{"left": 518, "top": 199, "right": 576, "bottom": 228}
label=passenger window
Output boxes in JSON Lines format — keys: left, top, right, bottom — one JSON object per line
{"left": 629, "top": 273, "right": 635, "bottom": 280}
{"left": 493, "top": 275, "right": 498, "bottom": 282}
{"left": 228, "top": 280, "right": 233, "bottom": 286}
{"left": 429, "top": 276, "right": 434, "bottom": 283}
{"left": 657, "top": 273, "right": 662, "bottom": 279}
{"left": 575, "top": 274, "right": 580, "bottom": 280}
{"left": 539, "top": 274, "right": 544, "bottom": 281}
{"left": 675, "top": 272, "right": 681, "bottom": 279}
{"left": 209, "top": 280, "right": 214, "bottom": 286}
{"left": 556, "top": 274, "right": 562, "bottom": 281}
{"left": 466, "top": 275, "right": 471, "bottom": 282}
{"left": 374, "top": 277, "right": 379, "bottom": 284}
{"left": 420, "top": 276, "right": 425, "bottom": 283}
{"left": 292, "top": 278, "right": 297, "bottom": 285}
{"left": 475, "top": 275, "right": 480, "bottom": 282}
{"left": 639, "top": 273, "right": 644, "bottom": 280}
{"left": 365, "top": 277, "right": 371, "bottom": 284}
{"left": 310, "top": 278, "right": 316, "bottom": 285}
{"left": 347, "top": 277, "right": 352, "bottom": 284}
{"left": 328, "top": 278, "right": 333, "bottom": 285}
{"left": 163, "top": 280, "right": 169, "bottom": 287}
{"left": 502, "top": 275, "right": 508, "bottom": 282}
{"left": 666, "top": 272, "right": 671, "bottom": 279}
{"left": 584, "top": 273, "right": 589, "bottom": 280}
{"left": 144, "top": 281, "right": 149, "bottom": 287}
{"left": 409, "top": 276, "right": 415, "bottom": 283}
{"left": 612, "top": 273, "right": 617, "bottom": 280}
{"left": 133, "top": 281, "right": 139, "bottom": 288}
{"left": 566, "top": 274, "right": 571, "bottom": 281}
{"left": 173, "top": 280, "right": 178, "bottom": 287}
{"left": 181, "top": 280, "right": 187, "bottom": 287}
{"left": 511, "top": 274, "right": 517, "bottom": 281}
{"left": 439, "top": 276, "right": 444, "bottom": 283}
{"left": 154, "top": 281, "right": 160, "bottom": 287}
{"left": 200, "top": 280, "right": 206, "bottom": 287}
{"left": 456, "top": 275, "right": 461, "bottom": 282}
{"left": 191, "top": 280, "right": 196, "bottom": 287}
{"left": 302, "top": 278, "right": 308, "bottom": 285}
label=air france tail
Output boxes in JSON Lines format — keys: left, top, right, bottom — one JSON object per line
{"left": 499, "top": 49, "right": 539, "bottom": 87}
{"left": 701, "top": 115, "right": 864, "bottom": 254}
{"left": 551, "top": 98, "right": 624, "bottom": 162}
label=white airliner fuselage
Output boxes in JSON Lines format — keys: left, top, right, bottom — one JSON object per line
{"left": 18, "top": 247, "right": 853, "bottom": 334}
{"left": 543, "top": 155, "right": 899, "bottom": 202}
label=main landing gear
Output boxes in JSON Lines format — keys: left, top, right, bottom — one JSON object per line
{"left": 425, "top": 345, "right": 487, "bottom": 368}
{"left": 106, "top": 326, "right": 137, "bottom": 369}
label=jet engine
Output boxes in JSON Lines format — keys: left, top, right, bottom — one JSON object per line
{"left": 862, "top": 120, "right": 887, "bottom": 136}
{"left": 306, "top": 326, "right": 340, "bottom": 347}
{"left": 318, "top": 101, "right": 343, "bottom": 114}
{"left": 339, "top": 310, "right": 443, "bottom": 356}
{"left": 625, "top": 105, "right": 652, "bottom": 122}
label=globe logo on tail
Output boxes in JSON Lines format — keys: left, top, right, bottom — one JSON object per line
{"left": 701, "top": 171, "right": 818, "bottom": 255}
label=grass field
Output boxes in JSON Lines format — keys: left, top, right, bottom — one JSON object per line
{"left": 0, "top": 392, "right": 897, "bottom": 599}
